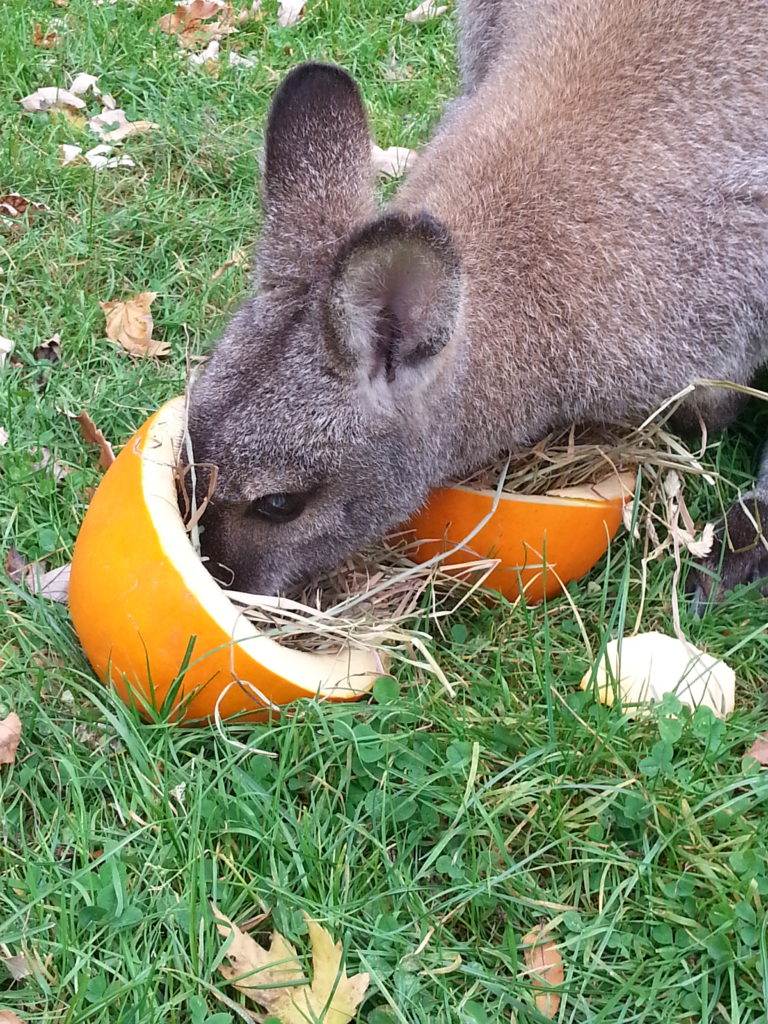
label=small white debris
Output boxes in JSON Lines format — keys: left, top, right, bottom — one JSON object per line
{"left": 60, "top": 144, "right": 83, "bottom": 166}
{"left": 88, "top": 108, "right": 159, "bottom": 143}
{"left": 404, "top": 0, "right": 448, "bottom": 23}
{"left": 84, "top": 144, "right": 135, "bottom": 170}
{"left": 228, "top": 51, "right": 255, "bottom": 67}
{"left": 0, "top": 335, "right": 14, "bottom": 367}
{"left": 371, "top": 144, "right": 418, "bottom": 177}
{"left": 189, "top": 39, "right": 220, "bottom": 64}
{"left": 277, "top": 0, "right": 307, "bottom": 27}
{"left": 69, "top": 72, "right": 101, "bottom": 96}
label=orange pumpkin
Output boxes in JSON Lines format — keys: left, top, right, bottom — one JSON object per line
{"left": 69, "top": 398, "right": 633, "bottom": 723}
{"left": 69, "top": 398, "right": 385, "bottom": 724}
{"left": 407, "top": 472, "right": 633, "bottom": 603}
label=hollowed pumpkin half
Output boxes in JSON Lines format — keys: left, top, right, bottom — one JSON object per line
{"left": 69, "top": 397, "right": 384, "bottom": 724}
{"left": 406, "top": 473, "right": 634, "bottom": 603}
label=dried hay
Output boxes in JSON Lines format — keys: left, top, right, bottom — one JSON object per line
{"left": 177, "top": 380, "right": 768, "bottom": 679}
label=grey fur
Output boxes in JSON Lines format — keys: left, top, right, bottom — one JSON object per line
{"left": 187, "top": 0, "right": 768, "bottom": 596}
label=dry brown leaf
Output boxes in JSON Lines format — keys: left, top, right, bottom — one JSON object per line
{"left": 277, "top": 0, "right": 307, "bottom": 27}
{"left": 0, "top": 713, "right": 22, "bottom": 766}
{"left": 156, "top": 0, "right": 238, "bottom": 48}
{"left": 100, "top": 292, "right": 169, "bottom": 357}
{"left": 76, "top": 410, "right": 116, "bottom": 469}
{"left": 213, "top": 903, "right": 370, "bottom": 1023}
{"left": 33, "top": 332, "right": 61, "bottom": 363}
{"left": 522, "top": 922, "right": 563, "bottom": 1018}
{"left": 744, "top": 734, "right": 768, "bottom": 766}
{"left": 404, "top": 0, "right": 448, "bottom": 22}
{"left": 0, "top": 194, "right": 49, "bottom": 219}
{"left": 88, "top": 108, "right": 160, "bottom": 143}
{"left": 0, "top": 1013, "right": 27, "bottom": 1024}
{"left": 4, "top": 547, "right": 27, "bottom": 581}
{"left": 20, "top": 86, "right": 86, "bottom": 114}
{"left": 33, "top": 23, "right": 60, "bottom": 48}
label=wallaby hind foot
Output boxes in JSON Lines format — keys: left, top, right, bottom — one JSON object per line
{"left": 688, "top": 444, "right": 768, "bottom": 611}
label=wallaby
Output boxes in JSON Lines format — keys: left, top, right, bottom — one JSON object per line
{"left": 186, "top": 0, "right": 768, "bottom": 600}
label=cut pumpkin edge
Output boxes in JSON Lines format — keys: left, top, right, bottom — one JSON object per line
{"left": 139, "top": 397, "right": 385, "bottom": 700}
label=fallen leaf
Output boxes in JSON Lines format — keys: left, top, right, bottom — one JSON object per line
{"left": 88, "top": 108, "right": 159, "bottom": 143}
{"left": 581, "top": 631, "right": 736, "bottom": 718}
{"left": 32, "top": 23, "right": 59, "bottom": 48}
{"left": 277, "top": 0, "right": 307, "bottom": 27}
{"left": 0, "top": 713, "right": 22, "bottom": 765}
{"left": 0, "top": 427, "right": 8, "bottom": 446}
{"left": 5, "top": 551, "right": 68, "bottom": 601}
{"left": 76, "top": 411, "right": 115, "bottom": 469}
{"left": 404, "top": 0, "right": 448, "bottom": 22}
{"left": 33, "top": 332, "right": 61, "bottom": 363}
{"left": 1, "top": 950, "right": 45, "bottom": 982}
{"left": 20, "top": 86, "right": 86, "bottom": 114}
{"left": 0, "top": 1013, "right": 27, "bottom": 1024}
{"left": 54, "top": 0, "right": 69, "bottom": 6}
{"left": 60, "top": 144, "right": 83, "bottom": 166}
{"left": 0, "top": 194, "right": 49, "bottom": 219}
{"left": 2, "top": 956, "right": 30, "bottom": 980}
{"left": 188, "top": 39, "right": 220, "bottom": 65}
{"left": 28, "top": 563, "right": 71, "bottom": 603}
{"left": 69, "top": 72, "right": 101, "bottom": 96}
{"left": 156, "top": 0, "right": 238, "bottom": 48}
{"left": 32, "top": 446, "right": 71, "bottom": 482}
{"left": 744, "top": 735, "right": 768, "bottom": 767}
{"left": 228, "top": 50, "right": 255, "bottom": 66}
{"left": 213, "top": 904, "right": 369, "bottom": 1023}
{"left": 522, "top": 922, "right": 563, "bottom": 1018}
{"left": 0, "top": 335, "right": 13, "bottom": 367}
{"left": 371, "top": 144, "right": 417, "bottom": 177}
{"left": 4, "top": 547, "right": 27, "bottom": 581}
{"left": 82, "top": 144, "right": 135, "bottom": 170}
{"left": 100, "top": 292, "right": 169, "bottom": 357}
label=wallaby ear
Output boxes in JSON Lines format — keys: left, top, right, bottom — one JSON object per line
{"left": 258, "top": 63, "right": 375, "bottom": 283}
{"left": 325, "top": 212, "right": 462, "bottom": 396}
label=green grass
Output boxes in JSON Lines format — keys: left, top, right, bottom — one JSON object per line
{"left": 2, "top": 1, "right": 768, "bottom": 1022}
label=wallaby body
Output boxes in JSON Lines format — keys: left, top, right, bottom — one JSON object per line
{"left": 188, "top": 0, "right": 768, "bottom": 597}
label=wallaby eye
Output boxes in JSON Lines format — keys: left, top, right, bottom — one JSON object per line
{"left": 247, "top": 492, "right": 306, "bottom": 523}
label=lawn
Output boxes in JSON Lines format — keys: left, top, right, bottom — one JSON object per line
{"left": 2, "top": 1, "right": 768, "bottom": 1022}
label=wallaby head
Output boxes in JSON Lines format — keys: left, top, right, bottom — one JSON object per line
{"left": 186, "top": 64, "right": 463, "bottom": 595}
{"left": 189, "top": 0, "right": 768, "bottom": 600}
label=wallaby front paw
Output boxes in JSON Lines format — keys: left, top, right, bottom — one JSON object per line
{"left": 688, "top": 495, "right": 768, "bottom": 613}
